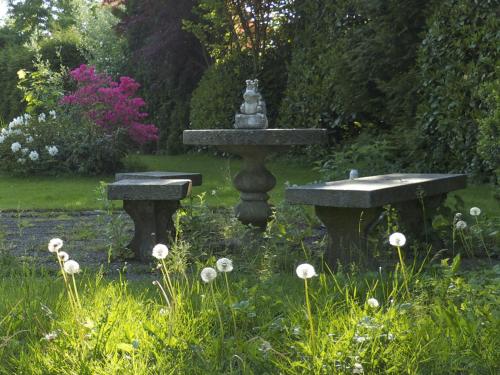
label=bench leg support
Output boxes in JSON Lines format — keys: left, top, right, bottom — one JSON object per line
{"left": 394, "top": 193, "right": 447, "bottom": 241}
{"left": 315, "top": 206, "right": 382, "bottom": 269}
{"left": 123, "top": 200, "right": 179, "bottom": 261}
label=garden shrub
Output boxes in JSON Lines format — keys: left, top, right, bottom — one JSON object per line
{"left": 317, "top": 129, "right": 403, "bottom": 181}
{"left": 279, "top": 0, "right": 431, "bottom": 136}
{"left": 0, "top": 112, "right": 64, "bottom": 175}
{"left": 474, "top": 74, "right": 500, "bottom": 183}
{"left": 190, "top": 54, "right": 253, "bottom": 130}
{"left": 39, "top": 29, "right": 85, "bottom": 71}
{"left": 415, "top": 0, "right": 499, "bottom": 177}
{"left": 0, "top": 63, "right": 156, "bottom": 176}
{"left": 61, "top": 64, "right": 158, "bottom": 145}
{"left": 190, "top": 52, "right": 288, "bottom": 130}
{"left": 0, "top": 43, "right": 33, "bottom": 122}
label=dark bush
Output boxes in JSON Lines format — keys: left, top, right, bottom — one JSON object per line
{"left": 415, "top": 0, "right": 499, "bottom": 177}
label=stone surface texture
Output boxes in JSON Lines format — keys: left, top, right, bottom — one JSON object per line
{"left": 286, "top": 173, "right": 467, "bottom": 268}
{"left": 107, "top": 179, "right": 192, "bottom": 201}
{"left": 107, "top": 178, "right": 192, "bottom": 261}
{"left": 115, "top": 171, "right": 202, "bottom": 186}
{"left": 285, "top": 173, "right": 466, "bottom": 208}
{"left": 183, "top": 129, "right": 327, "bottom": 146}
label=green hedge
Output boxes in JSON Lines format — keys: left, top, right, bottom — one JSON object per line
{"left": 415, "top": 0, "right": 499, "bottom": 178}
{"left": 0, "top": 45, "right": 34, "bottom": 123}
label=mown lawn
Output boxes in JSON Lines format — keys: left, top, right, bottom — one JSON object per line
{"left": 0, "top": 153, "right": 498, "bottom": 216}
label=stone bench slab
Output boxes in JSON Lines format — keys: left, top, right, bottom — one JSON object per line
{"left": 115, "top": 171, "right": 202, "bottom": 186}
{"left": 285, "top": 173, "right": 466, "bottom": 208}
{"left": 183, "top": 129, "right": 328, "bottom": 146}
{"left": 107, "top": 179, "right": 192, "bottom": 201}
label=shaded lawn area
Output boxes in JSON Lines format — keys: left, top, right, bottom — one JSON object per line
{"left": 0, "top": 153, "right": 498, "bottom": 217}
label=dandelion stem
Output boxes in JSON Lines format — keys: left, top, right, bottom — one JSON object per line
{"left": 154, "top": 281, "right": 171, "bottom": 308}
{"left": 71, "top": 274, "right": 81, "bottom": 309}
{"left": 304, "top": 279, "right": 315, "bottom": 353}
{"left": 56, "top": 255, "right": 76, "bottom": 309}
{"left": 396, "top": 246, "right": 409, "bottom": 296}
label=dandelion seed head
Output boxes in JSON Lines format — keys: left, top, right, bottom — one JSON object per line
{"left": 216, "top": 257, "right": 233, "bottom": 272}
{"left": 469, "top": 207, "right": 481, "bottom": 216}
{"left": 200, "top": 267, "right": 217, "bottom": 283}
{"left": 259, "top": 340, "right": 272, "bottom": 353}
{"left": 455, "top": 220, "right": 467, "bottom": 230}
{"left": 367, "top": 298, "right": 379, "bottom": 309}
{"left": 352, "top": 363, "right": 364, "bottom": 374}
{"left": 42, "top": 331, "right": 58, "bottom": 341}
{"left": 63, "top": 260, "right": 80, "bottom": 275}
{"left": 152, "top": 244, "right": 169, "bottom": 259}
{"left": 389, "top": 232, "right": 406, "bottom": 247}
{"left": 57, "top": 251, "right": 69, "bottom": 262}
{"left": 48, "top": 238, "right": 63, "bottom": 253}
{"left": 295, "top": 263, "right": 317, "bottom": 279}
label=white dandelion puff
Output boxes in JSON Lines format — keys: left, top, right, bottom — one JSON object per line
{"left": 295, "top": 263, "right": 317, "bottom": 279}
{"left": 389, "top": 232, "right": 406, "bottom": 247}
{"left": 352, "top": 363, "right": 364, "bottom": 374}
{"left": 63, "top": 260, "right": 80, "bottom": 275}
{"left": 48, "top": 238, "right": 63, "bottom": 253}
{"left": 216, "top": 258, "right": 233, "bottom": 272}
{"left": 469, "top": 207, "right": 481, "bottom": 216}
{"left": 455, "top": 220, "right": 467, "bottom": 230}
{"left": 367, "top": 298, "right": 379, "bottom": 309}
{"left": 152, "top": 244, "right": 169, "bottom": 259}
{"left": 200, "top": 267, "right": 217, "bottom": 283}
{"left": 57, "top": 251, "right": 69, "bottom": 262}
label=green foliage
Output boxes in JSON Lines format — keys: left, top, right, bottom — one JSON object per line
{"left": 60, "top": 118, "right": 127, "bottom": 175}
{"left": 16, "top": 56, "right": 67, "bottom": 114}
{"left": 190, "top": 54, "right": 253, "bottom": 129}
{"left": 190, "top": 49, "right": 289, "bottom": 130}
{"left": 74, "top": 1, "right": 126, "bottom": 77}
{"left": 279, "top": 0, "right": 431, "bottom": 134}
{"left": 475, "top": 73, "right": 500, "bottom": 182}
{"left": 317, "top": 130, "right": 403, "bottom": 181}
{"left": 39, "top": 28, "right": 85, "bottom": 71}
{"left": 0, "top": 38, "right": 34, "bottom": 122}
{"left": 1, "top": 59, "right": 129, "bottom": 176}
{"left": 415, "top": 0, "right": 499, "bottom": 177}
{"left": 0, "top": 201, "right": 498, "bottom": 372}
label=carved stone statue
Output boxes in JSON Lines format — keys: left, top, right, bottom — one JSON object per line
{"left": 234, "top": 79, "right": 268, "bottom": 129}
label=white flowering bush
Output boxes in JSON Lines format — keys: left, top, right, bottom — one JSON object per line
{"left": 0, "top": 108, "right": 127, "bottom": 175}
{"left": 0, "top": 112, "right": 63, "bottom": 175}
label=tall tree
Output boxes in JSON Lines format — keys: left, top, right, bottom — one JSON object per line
{"left": 114, "top": 0, "right": 207, "bottom": 152}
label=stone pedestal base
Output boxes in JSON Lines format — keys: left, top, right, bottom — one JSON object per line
{"left": 222, "top": 145, "right": 280, "bottom": 229}
{"left": 123, "top": 200, "right": 179, "bottom": 261}
{"left": 315, "top": 206, "right": 382, "bottom": 268}
{"left": 394, "top": 193, "right": 447, "bottom": 242}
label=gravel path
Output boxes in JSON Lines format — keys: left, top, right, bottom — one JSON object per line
{"left": 0, "top": 210, "right": 153, "bottom": 277}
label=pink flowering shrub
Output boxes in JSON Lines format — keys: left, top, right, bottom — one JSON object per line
{"left": 61, "top": 65, "right": 158, "bottom": 144}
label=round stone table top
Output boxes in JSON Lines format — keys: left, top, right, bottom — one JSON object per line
{"left": 183, "top": 129, "right": 328, "bottom": 146}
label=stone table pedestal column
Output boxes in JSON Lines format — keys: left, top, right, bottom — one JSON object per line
{"left": 183, "top": 129, "right": 327, "bottom": 229}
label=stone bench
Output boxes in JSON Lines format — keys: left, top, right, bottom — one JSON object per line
{"left": 285, "top": 173, "right": 467, "bottom": 268}
{"left": 115, "top": 171, "right": 202, "bottom": 186}
{"left": 107, "top": 178, "right": 193, "bottom": 261}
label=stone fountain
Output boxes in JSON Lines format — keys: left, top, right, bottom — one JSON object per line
{"left": 183, "top": 79, "right": 327, "bottom": 229}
